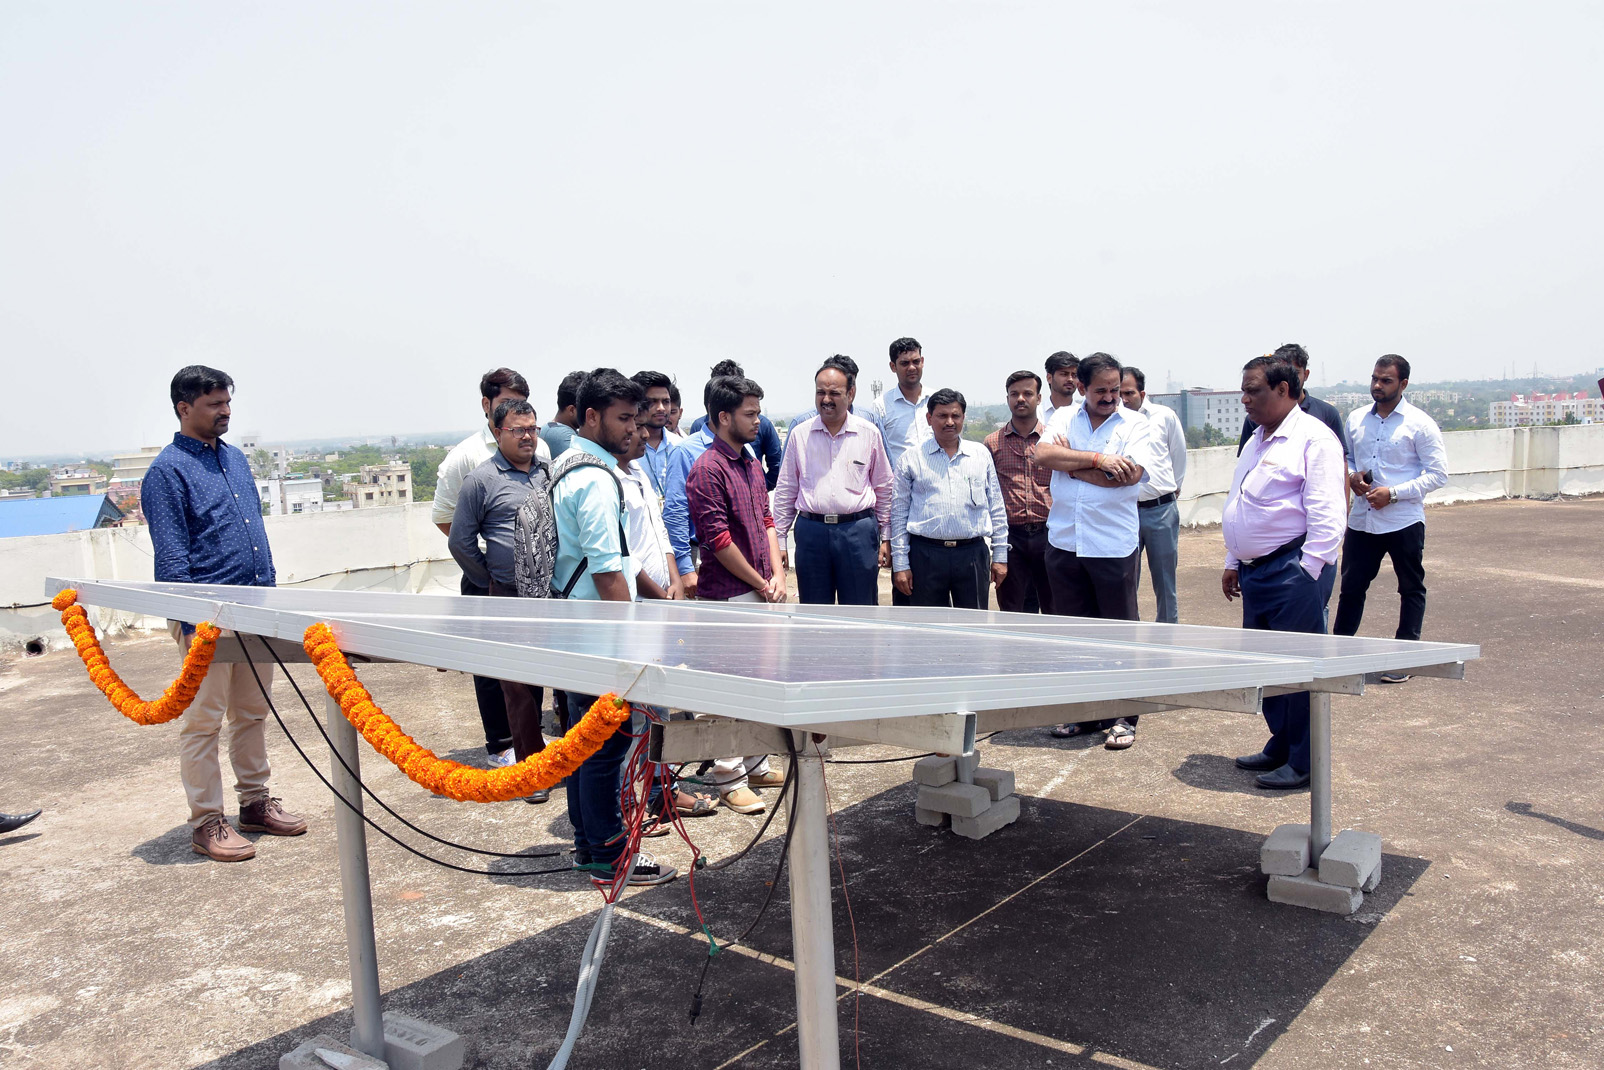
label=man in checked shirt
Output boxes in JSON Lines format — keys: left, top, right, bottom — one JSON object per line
{"left": 984, "top": 370, "right": 1055, "bottom": 614}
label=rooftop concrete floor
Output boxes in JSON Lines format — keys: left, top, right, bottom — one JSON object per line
{"left": 0, "top": 496, "right": 1600, "bottom": 1070}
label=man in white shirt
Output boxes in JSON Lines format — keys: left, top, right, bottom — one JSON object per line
{"left": 1034, "top": 353, "right": 1156, "bottom": 748}
{"left": 1333, "top": 355, "right": 1449, "bottom": 679}
{"left": 432, "top": 367, "right": 548, "bottom": 767}
{"left": 1041, "top": 351, "right": 1082, "bottom": 428}
{"left": 870, "top": 337, "right": 932, "bottom": 606}
{"left": 1120, "top": 366, "right": 1188, "bottom": 625}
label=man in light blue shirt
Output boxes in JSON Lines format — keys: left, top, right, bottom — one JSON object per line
{"left": 1334, "top": 355, "right": 1449, "bottom": 668}
{"left": 870, "top": 337, "right": 932, "bottom": 606}
{"left": 549, "top": 369, "right": 675, "bottom": 886}
{"left": 890, "top": 389, "right": 1008, "bottom": 609}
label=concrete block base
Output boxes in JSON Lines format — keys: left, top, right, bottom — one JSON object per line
{"left": 915, "top": 804, "right": 949, "bottom": 827}
{"left": 952, "top": 794, "right": 1021, "bottom": 840}
{"left": 1319, "top": 829, "right": 1384, "bottom": 890}
{"left": 1267, "top": 868, "right": 1364, "bottom": 915}
{"left": 912, "top": 756, "right": 957, "bottom": 787}
{"left": 380, "top": 1012, "right": 464, "bottom": 1070}
{"left": 1363, "top": 855, "right": 1384, "bottom": 893}
{"left": 1260, "top": 823, "right": 1312, "bottom": 877}
{"left": 282, "top": 1036, "right": 388, "bottom": 1070}
{"left": 972, "top": 767, "right": 1015, "bottom": 802}
{"left": 917, "top": 781, "right": 992, "bottom": 819}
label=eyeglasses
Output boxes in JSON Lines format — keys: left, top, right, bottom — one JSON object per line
{"left": 499, "top": 427, "right": 540, "bottom": 439}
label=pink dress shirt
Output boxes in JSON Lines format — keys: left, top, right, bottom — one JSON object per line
{"left": 1222, "top": 405, "right": 1346, "bottom": 578}
{"left": 772, "top": 413, "right": 894, "bottom": 540}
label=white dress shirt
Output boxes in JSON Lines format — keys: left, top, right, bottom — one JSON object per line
{"left": 619, "top": 462, "right": 673, "bottom": 592}
{"left": 1345, "top": 396, "right": 1449, "bottom": 535}
{"left": 1041, "top": 398, "right": 1081, "bottom": 429}
{"left": 870, "top": 387, "right": 932, "bottom": 471}
{"left": 1044, "top": 404, "right": 1154, "bottom": 558}
{"left": 434, "top": 426, "right": 550, "bottom": 526}
{"left": 890, "top": 438, "right": 1009, "bottom": 572}
{"left": 1223, "top": 405, "right": 1346, "bottom": 578}
{"left": 1137, "top": 399, "right": 1188, "bottom": 501}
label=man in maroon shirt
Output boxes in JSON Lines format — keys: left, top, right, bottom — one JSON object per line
{"left": 686, "top": 374, "right": 787, "bottom": 812}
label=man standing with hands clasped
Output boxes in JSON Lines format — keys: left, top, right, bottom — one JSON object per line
{"left": 1223, "top": 355, "right": 1346, "bottom": 789}
{"left": 890, "top": 389, "right": 1008, "bottom": 609}
{"left": 1333, "top": 354, "right": 1448, "bottom": 681}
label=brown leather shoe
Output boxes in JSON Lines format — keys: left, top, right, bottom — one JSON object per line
{"left": 191, "top": 815, "right": 256, "bottom": 862}
{"left": 239, "top": 796, "right": 308, "bottom": 836}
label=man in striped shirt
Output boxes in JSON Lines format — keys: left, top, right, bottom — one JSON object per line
{"left": 773, "top": 358, "right": 894, "bottom": 605}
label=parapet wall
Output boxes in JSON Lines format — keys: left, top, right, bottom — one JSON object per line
{"left": 2, "top": 423, "right": 1600, "bottom": 651}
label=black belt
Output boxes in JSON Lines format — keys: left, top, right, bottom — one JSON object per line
{"left": 1138, "top": 492, "right": 1177, "bottom": 509}
{"left": 800, "top": 509, "right": 873, "bottom": 525}
{"left": 1239, "top": 534, "right": 1306, "bottom": 571}
{"left": 911, "top": 534, "right": 984, "bottom": 549}
{"left": 1009, "top": 521, "right": 1047, "bottom": 534}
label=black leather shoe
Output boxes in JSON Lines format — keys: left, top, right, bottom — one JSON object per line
{"left": 1255, "top": 765, "right": 1311, "bottom": 790}
{"left": 1234, "top": 751, "right": 1282, "bottom": 771}
{"left": 0, "top": 809, "right": 41, "bottom": 834}
{"left": 524, "top": 789, "right": 551, "bottom": 805}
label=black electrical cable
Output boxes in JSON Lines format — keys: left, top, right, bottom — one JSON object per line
{"left": 821, "top": 731, "right": 1000, "bottom": 765}
{"left": 260, "top": 641, "right": 564, "bottom": 861}
{"left": 237, "top": 640, "right": 574, "bottom": 877}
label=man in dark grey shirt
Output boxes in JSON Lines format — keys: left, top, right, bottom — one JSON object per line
{"left": 1236, "top": 343, "right": 1355, "bottom": 468}
{"left": 449, "top": 398, "right": 551, "bottom": 798}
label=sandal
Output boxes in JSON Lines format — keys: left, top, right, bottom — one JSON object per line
{"left": 674, "top": 787, "right": 719, "bottom": 817}
{"left": 1050, "top": 723, "right": 1087, "bottom": 738}
{"left": 1104, "top": 723, "right": 1136, "bottom": 750}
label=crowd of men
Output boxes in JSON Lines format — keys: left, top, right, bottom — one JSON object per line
{"left": 132, "top": 339, "right": 1449, "bottom": 874}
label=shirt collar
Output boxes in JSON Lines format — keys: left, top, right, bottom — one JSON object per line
{"left": 711, "top": 435, "right": 747, "bottom": 461}
{"left": 171, "top": 431, "right": 223, "bottom": 456}
{"left": 810, "top": 414, "right": 857, "bottom": 438}
{"left": 572, "top": 434, "right": 620, "bottom": 468}
{"left": 1259, "top": 403, "right": 1307, "bottom": 443}
{"left": 478, "top": 425, "right": 497, "bottom": 448}
{"left": 1002, "top": 420, "right": 1042, "bottom": 438}
{"left": 1368, "top": 396, "right": 1413, "bottom": 420}
{"left": 923, "top": 436, "right": 968, "bottom": 458}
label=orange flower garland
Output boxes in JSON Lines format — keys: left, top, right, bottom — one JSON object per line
{"left": 301, "top": 622, "right": 633, "bottom": 802}
{"left": 52, "top": 587, "right": 220, "bottom": 726}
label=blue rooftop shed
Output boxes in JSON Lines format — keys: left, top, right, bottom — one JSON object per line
{"left": 0, "top": 495, "right": 125, "bottom": 537}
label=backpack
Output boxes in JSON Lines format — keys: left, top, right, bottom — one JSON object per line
{"left": 513, "top": 451, "right": 631, "bottom": 599}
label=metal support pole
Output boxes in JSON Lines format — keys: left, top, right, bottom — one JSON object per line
{"left": 327, "top": 693, "right": 386, "bottom": 1059}
{"left": 1309, "top": 690, "right": 1333, "bottom": 862}
{"left": 787, "top": 735, "right": 842, "bottom": 1070}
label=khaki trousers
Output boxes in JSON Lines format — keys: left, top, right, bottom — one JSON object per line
{"left": 170, "top": 623, "right": 273, "bottom": 828}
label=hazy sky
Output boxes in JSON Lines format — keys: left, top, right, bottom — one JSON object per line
{"left": 3, "top": 3, "right": 1601, "bottom": 456}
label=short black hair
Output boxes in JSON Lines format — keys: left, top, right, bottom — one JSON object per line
{"left": 1077, "top": 352, "right": 1122, "bottom": 387}
{"left": 1272, "top": 343, "right": 1310, "bottom": 370}
{"left": 708, "top": 376, "right": 765, "bottom": 429}
{"left": 710, "top": 359, "right": 744, "bottom": 378}
{"left": 556, "top": 370, "right": 588, "bottom": 412}
{"left": 667, "top": 380, "right": 682, "bottom": 407}
{"left": 1006, "top": 370, "right": 1043, "bottom": 392}
{"left": 928, "top": 387, "right": 966, "bottom": 413}
{"left": 1244, "top": 355, "right": 1301, "bottom": 396}
{"left": 170, "top": 365, "right": 234, "bottom": 417}
{"left": 1375, "top": 353, "right": 1411, "bottom": 381}
{"left": 817, "top": 357, "right": 856, "bottom": 392}
{"left": 1122, "top": 366, "right": 1147, "bottom": 392}
{"left": 492, "top": 398, "right": 537, "bottom": 428}
{"left": 577, "top": 368, "right": 645, "bottom": 423}
{"left": 1044, "top": 351, "right": 1078, "bottom": 375}
{"left": 889, "top": 337, "right": 922, "bottom": 363}
{"left": 630, "top": 370, "right": 673, "bottom": 393}
{"left": 480, "top": 367, "right": 530, "bottom": 401}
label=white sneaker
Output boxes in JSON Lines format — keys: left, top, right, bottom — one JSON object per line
{"left": 488, "top": 747, "right": 516, "bottom": 768}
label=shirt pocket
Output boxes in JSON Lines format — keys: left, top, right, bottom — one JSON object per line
{"left": 1241, "top": 461, "right": 1299, "bottom": 503}
{"left": 968, "top": 476, "right": 988, "bottom": 507}
{"left": 845, "top": 459, "right": 870, "bottom": 494}
{"left": 1381, "top": 437, "right": 1414, "bottom": 468}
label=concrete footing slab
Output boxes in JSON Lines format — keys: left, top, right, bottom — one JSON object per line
{"left": 380, "top": 1012, "right": 464, "bottom": 1070}
{"left": 912, "top": 755, "right": 957, "bottom": 787}
{"left": 915, "top": 804, "right": 949, "bottom": 827}
{"left": 972, "top": 767, "right": 1014, "bottom": 802}
{"left": 917, "top": 781, "right": 992, "bottom": 819}
{"left": 1267, "top": 868, "right": 1364, "bottom": 915}
{"left": 281, "top": 1035, "right": 388, "bottom": 1070}
{"left": 952, "top": 794, "right": 1021, "bottom": 840}
{"left": 1260, "top": 822, "right": 1312, "bottom": 877}
{"left": 1319, "top": 829, "right": 1383, "bottom": 890}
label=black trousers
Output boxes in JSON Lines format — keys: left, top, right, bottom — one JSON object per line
{"left": 1333, "top": 522, "right": 1427, "bottom": 641}
{"left": 487, "top": 581, "right": 547, "bottom": 760}
{"left": 1045, "top": 544, "right": 1141, "bottom": 729}
{"left": 996, "top": 523, "right": 1053, "bottom": 614}
{"left": 909, "top": 537, "right": 991, "bottom": 610}
{"left": 461, "top": 575, "right": 513, "bottom": 754}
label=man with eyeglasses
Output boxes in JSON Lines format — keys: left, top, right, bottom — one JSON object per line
{"left": 448, "top": 398, "right": 552, "bottom": 802}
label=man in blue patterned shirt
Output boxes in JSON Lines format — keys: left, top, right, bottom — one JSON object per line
{"left": 142, "top": 366, "right": 307, "bottom": 862}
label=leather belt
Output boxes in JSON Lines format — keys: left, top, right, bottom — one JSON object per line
{"left": 911, "top": 534, "right": 984, "bottom": 549}
{"left": 1239, "top": 534, "right": 1306, "bottom": 571}
{"left": 1138, "top": 492, "right": 1177, "bottom": 509}
{"left": 800, "top": 509, "right": 873, "bottom": 525}
{"left": 1008, "top": 522, "right": 1047, "bottom": 534}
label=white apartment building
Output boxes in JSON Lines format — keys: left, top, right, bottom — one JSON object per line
{"left": 344, "top": 463, "right": 413, "bottom": 509}
{"left": 1489, "top": 392, "right": 1602, "bottom": 427}
{"left": 256, "top": 477, "right": 349, "bottom": 515}
{"left": 110, "top": 446, "right": 164, "bottom": 486}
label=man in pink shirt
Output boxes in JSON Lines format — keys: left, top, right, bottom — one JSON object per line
{"left": 1221, "top": 355, "right": 1346, "bottom": 789}
{"left": 774, "top": 357, "right": 894, "bottom": 605}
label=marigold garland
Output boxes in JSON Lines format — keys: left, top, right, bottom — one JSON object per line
{"left": 52, "top": 587, "right": 220, "bottom": 726}
{"left": 301, "top": 622, "right": 632, "bottom": 803}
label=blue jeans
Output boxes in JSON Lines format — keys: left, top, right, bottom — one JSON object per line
{"left": 1136, "top": 499, "right": 1180, "bottom": 625}
{"left": 563, "top": 691, "right": 632, "bottom": 866}
{"left": 793, "top": 514, "right": 880, "bottom": 605}
{"left": 1238, "top": 550, "right": 1336, "bottom": 775}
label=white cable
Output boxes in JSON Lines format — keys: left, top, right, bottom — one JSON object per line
{"left": 543, "top": 897, "right": 619, "bottom": 1070}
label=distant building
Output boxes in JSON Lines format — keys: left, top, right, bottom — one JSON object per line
{"left": 110, "top": 446, "right": 164, "bottom": 487}
{"left": 0, "top": 495, "right": 123, "bottom": 537}
{"left": 0, "top": 488, "right": 37, "bottom": 501}
{"left": 343, "top": 463, "right": 413, "bottom": 509}
{"left": 1147, "top": 389, "right": 1249, "bottom": 435}
{"left": 49, "top": 470, "right": 108, "bottom": 497}
{"left": 1489, "top": 392, "right": 1602, "bottom": 427}
{"left": 255, "top": 477, "right": 346, "bottom": 515}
